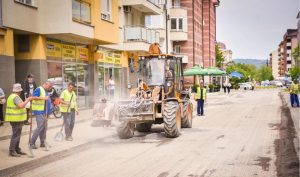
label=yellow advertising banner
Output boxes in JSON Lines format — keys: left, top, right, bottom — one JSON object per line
{"left": 77, "top": 47, "right": 89, "bottom": 61}
{"left": 95, "top": 51, "right": 104, "bottom": 62}
{"left": 105, "top": 52, "right": 114, "bottom": 64}
{"left": 114, "top": 53, "right": 121, "bottom": 65}
{"left": 46, "top": 41, "right": 61, "bottom": 58}
{"left": 62, "top": 44, "right": 76, "bottom": 59}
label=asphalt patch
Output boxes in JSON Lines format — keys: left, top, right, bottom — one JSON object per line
{"left": 274, "top": 92, "right": 300, "bottom": 177}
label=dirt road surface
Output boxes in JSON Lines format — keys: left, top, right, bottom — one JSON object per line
{"left": 1, "top": 89, "right": 299, "bottom": 177}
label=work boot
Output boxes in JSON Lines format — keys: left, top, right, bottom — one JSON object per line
{"left": 40, "top": 143, "right": 45, "bottom": 147}
{"left": 29, "top": 144, "right": 38, "bottom": 149}
{"left": 65, "top": 136, "right": 73, "bottom": 141}
{"left": 9, "top": 150, "right": 21, "bottom": 157}
{"left": 16, "top": 149, "right": 27, "bottom": 155}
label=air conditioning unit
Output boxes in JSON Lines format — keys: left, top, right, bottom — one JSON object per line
{"left": 123, "top": 6, "right": 132, "bottom": 13}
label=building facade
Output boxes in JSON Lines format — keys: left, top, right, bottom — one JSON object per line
{"left": 217, "top": 42, "right": 232, "bottom": 69}
{"left": 0, "top": 0, "right": 122, "bottom": 107}
{"left": 170, "top": 0, "right": 219, "bottom": 69}
{"left": 269, "top": 50, "right": 279, "bottom": 79}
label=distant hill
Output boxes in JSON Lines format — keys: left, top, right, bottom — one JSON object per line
{"left": 233, "top": 59, "right": 268, "bottom": 68}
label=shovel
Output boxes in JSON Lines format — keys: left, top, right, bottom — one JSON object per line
{"left": 54, "top": 94, "right": 73, "bottom": 142}
{"left": 54, "top": 121, "right": 65, "bottom": 141}
{"left": 27, "top": 101, "right": 34, "bottom": 158}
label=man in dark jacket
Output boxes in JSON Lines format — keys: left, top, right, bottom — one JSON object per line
{"left": 21, "top": 74, "right": 37, "bottom": 125}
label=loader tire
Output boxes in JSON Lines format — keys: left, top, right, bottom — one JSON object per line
{"left": 117, "top": 121, "right": 134, "bottom": 139}
{"left": 181, "top": 101, "right": 193, "bottom": 128}
{"left": 136, "top": 123, "right": 152, "bottom": 132}
{"left": 163, "top": 101, "right": 181, "bottom": 138}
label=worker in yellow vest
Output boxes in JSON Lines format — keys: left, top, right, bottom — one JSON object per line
{"left": 60, "top": 82, "right": 78, "bottom": 141}
{"left": 289, "top": 79, "right": 299, "bottom": 107}
{"left": 6, "top": 83, "right": 33, "bottom": 157}
{"left": 195, "top": 80, "right": 207, "bottom": 116}
{"left": 29, "top": 81, "right": 52, "bottom": 149}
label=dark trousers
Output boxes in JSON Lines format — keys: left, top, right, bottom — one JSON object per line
{"left": 197, "top": 99, "right": 204, "bottom": 115}
{"left": 290, "top": 94, "right": 300, "bottom": 107}
{"left": 223, "top": 87, "right": 226, "bottom": 93}
{"left": 0, "top": 104, "right": 3, "bottom": 123}
{"left": 227, "top": 87, "right": 231, "bottom": 93}
{"left": 62, "top": 110, "right": 75, "bottom": 137}
{"left": 9, "top": 122, "right": 23, "bottom": 151}
{"left": 31, "top": 114, "right": 47, "bottom": 145}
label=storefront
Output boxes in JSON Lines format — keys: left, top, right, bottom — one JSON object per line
{"left": 95, "top": 48, "right": 124, "bottom": 101}
{"left": 46, "top": 38, "right": 90, "bottom": 108}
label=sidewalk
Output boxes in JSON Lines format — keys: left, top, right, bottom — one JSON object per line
{"left": 0, "top": 109, "right": 107, "bottom": 171}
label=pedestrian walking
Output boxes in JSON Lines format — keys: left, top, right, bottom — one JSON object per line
{"left": 223, "top": 83, "right": 227, "bottom": 93}
{"left": 108, "top": 75, "right": 115, "bottom": 99}
{"left": 21, "top": 74, "right": 37, "bottom": 125}
{"left": 289, "top": 79, "right": 299, "bottom": 107}
{"left": 195, "top": 80, "right": 207, "bottom": 116}
{"left": 29, "top": 81, "right": 52, "bottom": 149}
{"left": 6, "top": 83, "right": 33, "bottom": 157}
{"left": 227, "top": 82, "right": 231, "bottom": 94}
{"left": 0, "top": 87, "right": 6, "bottom": 126}
{"left": 60, "top": 83, "right": 78, "bottom": 141}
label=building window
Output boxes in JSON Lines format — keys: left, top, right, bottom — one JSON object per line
{"left": 171, "top": 18, "right": 184, "bottom": 31}
{"left": 174, "top": 45, "right": 181, "bottom": 54}
{"left": 287, "top": 39, "right": 291, "bottom": 42}
{"left": 15, "top": 0, "right": 37, "bottom": 7}
{"left": 172, "top": 0, "right": 180, "bottom": 7}
{"left": 286, "top": 46, "right": 291, "bottom": 50}
{"left": 101, "top": 0, "right": 112, "bottom": 21}
{"left": 17, "top": 35, "right": 30, "bottom": 53}
{"left": 287, "top": 60, "right": 292, "bottom": 64}
{"left": 72, "top": 0, "right": 91, "bottom": 24}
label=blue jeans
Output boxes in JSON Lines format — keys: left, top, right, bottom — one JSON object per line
{"left": 197, "top": 99, "right": 204, "bottom": 115}
{"left": 62, "top": 110, "right": 75, "bottom": 137}
{"left": 31, "top": 114, "right": 47, "bottom": 145}
{"left": 290, "top": 94, "right": 299, "bottom": 107}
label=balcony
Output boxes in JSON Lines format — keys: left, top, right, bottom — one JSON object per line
{"left": 123, "top": 0, "right": 161, "bottom": 15}
{"left": 286, "top": 42, "right": 291, "bottom": 47}
{"left": 170, "top": 30, "right": 188, "bottom": 41}
{"left": 103, "top": 26, "right": 160, "bottom": 52}
{"left": 174, "top": 53, "right": 188, "bottom": 64}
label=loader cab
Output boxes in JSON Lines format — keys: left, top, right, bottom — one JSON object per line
{"left": 138, "top": 55, "right": 184, "bottom": 97}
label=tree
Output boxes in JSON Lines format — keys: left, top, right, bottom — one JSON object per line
{"left": 215, "top": 45, "right": 225, "bottom": 68}
{"left": 290, "top": 45, "right": 300, "bottom": 80}
{"left": 256, "top": 65, "right": 272, "bottom": 81}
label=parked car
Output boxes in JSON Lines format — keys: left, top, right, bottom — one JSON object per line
{"left": 239, "top": 83, "right": 252, "bottom": 90}
{"left": 274, "top": 81, "right": 283, "bottom": 87}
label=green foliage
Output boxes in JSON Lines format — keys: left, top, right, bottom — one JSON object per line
{"left": 289, "top": 66, "right": 300, "bottom": 80}
{"left": 226, "top": 62, "right": 273, "bottom": 82}
{"left": 293, "top": 45, "right": 300, "bottom": 64}
{"left": 256, "top": 65, "right": 273, "bottom": 81}
{"left": 215, "top": 45, "right": 225, "bottom": 68}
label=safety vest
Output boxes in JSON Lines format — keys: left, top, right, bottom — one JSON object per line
{"left": 290, "top": 83, "right": 299, "bottom": 94}
{"left": 5, "top": 94, "right": 27, "bottom": 122}
{"left": 60, "top": 90, "right": 77, "bottom": 113}
{"left": 195, "top": 87, "right": 206, "bottom": 100}
{"left": 32, "top": 86, "right": 46, "bottom": 111}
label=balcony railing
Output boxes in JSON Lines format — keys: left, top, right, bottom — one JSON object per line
{"left": 147, "top": 0, "right": 160, "bottom": 7}
{"left": 124, "top": 26, "right": 160, "bottom": 44}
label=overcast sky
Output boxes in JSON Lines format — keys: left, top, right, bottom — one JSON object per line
{"left": 217, "top": 0, "right": 299, "bottom": 60}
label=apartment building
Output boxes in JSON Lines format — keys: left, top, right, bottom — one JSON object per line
{"left": 217, "top": 42, "right": 232, "bottom": 69}
{"left": 269, "top": 50, "right": 279, "bottom": 79}
{"left": 170, "top": 0, "right": 219, "bottom": 69}
{"left": 0, "top": 0, "right": 121, "bottom": 107}
{"left": 277, "top": 42, "right": 285, "bottom": 77}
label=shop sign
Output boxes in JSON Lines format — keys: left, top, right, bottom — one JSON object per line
{"left": 105, "top": 52, "right": 114, "bottom": 64}
{"left": 77, "top": 47, "right": 89, "bottom": 61}
{"left": 46, "top": 41, "right": 61, "bottom": 58}
{"left": 62, "top": 44, "right": 76, "bottom": 59}
{"left": 95, "top": 51, "right": 105, "bottom": 62}
{"left": 114, "top": 53, "right": 121, "bottom": 65}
